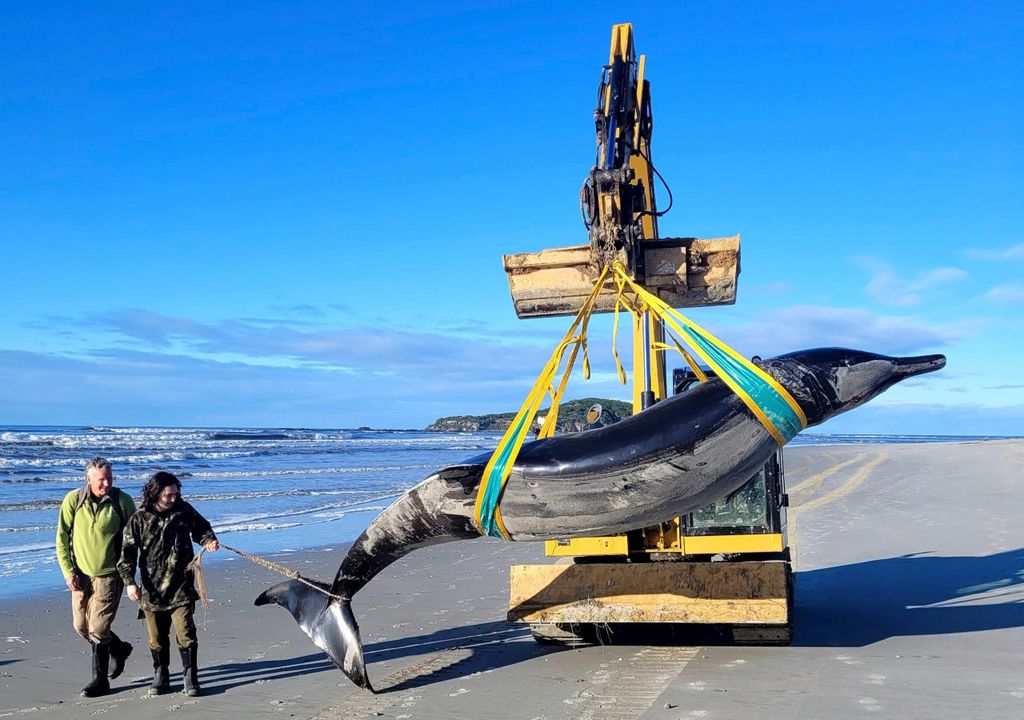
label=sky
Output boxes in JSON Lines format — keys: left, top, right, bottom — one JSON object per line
{"left": 1, "top": 1, "right": 1021, "bottom": 435}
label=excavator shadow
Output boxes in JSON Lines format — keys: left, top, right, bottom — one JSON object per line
{"left": 792, "top": 547, "right": 1024, "bottom": 647}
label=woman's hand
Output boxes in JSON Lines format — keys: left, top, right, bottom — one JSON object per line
{"left": 204, "top": 539, "right": 220, "bottom": 552}
{"left": 126, "top": 584, "right": 141, "bottom": 603}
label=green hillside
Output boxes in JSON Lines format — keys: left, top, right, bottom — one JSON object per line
{"left": 425, "top": 397, "right": 633, "bottom": 433}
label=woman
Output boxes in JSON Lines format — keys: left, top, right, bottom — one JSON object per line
{"left": 117, "top": 471, "right": 218, "bottom": 696}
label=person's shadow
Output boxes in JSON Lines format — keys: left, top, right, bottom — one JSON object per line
{"left": 793, "top": 547, "right": 1024, "bottom": 646}
{"left": 196, "top": 652, "right": 336, "bottom": 695}
{"left": 193, "top": 622, "right": 543, "bottom": 695}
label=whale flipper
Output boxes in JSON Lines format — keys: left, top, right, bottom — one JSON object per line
{"left": 255, "top": 580, "right": 372, "bottom": 692}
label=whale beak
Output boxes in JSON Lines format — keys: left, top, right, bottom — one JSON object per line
{"left": 256, "top": 580, "right": 374, "bottom": 692}
{"left": 894, "top": 353, "right": 946, "bottom": 379}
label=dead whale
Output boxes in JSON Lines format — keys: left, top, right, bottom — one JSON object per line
{"left": 256, "top": 347, "right": 945, "bottom": 691}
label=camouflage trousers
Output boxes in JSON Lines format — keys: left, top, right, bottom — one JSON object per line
{"left": 71, "top": 573, "right": 124, "bottom": 645}
{"left": 143, "top": 604, "right": 198, "bottom": 651}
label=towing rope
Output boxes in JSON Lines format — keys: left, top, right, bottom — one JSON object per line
{"left": 190, "top": 542, "right": 344, "bottom": 610}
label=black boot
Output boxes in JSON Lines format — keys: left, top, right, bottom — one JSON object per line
{"left": 179, "top": 645, "right": 200, "bottom": 697}
{"left": 81, "top": 643, "right": 111, "bottom": 698}
{"left": 108, "top": 635, "right": 132, "bottom": 680}
{"left": 149, "top": 648, "right": 170, "bottom": 695}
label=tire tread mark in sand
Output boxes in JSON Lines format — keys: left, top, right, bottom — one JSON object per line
{"left": 789, "top": 451, "right": 889, "bottom": 567}
{"left": 311, "top": 647, "right": 474, "bottom": 719}
{"left": 787, "top": 453, "right": 866, "bottom": 497}
{"left": 564, "top": 646, "right": 698, "bottom": 720}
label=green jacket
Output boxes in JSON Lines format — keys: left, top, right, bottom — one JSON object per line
{"left": 55, "top": 487, "right": 138, "bottom": 579}
{"left": 117, "top": 500, "right": 217, "bottom": 611}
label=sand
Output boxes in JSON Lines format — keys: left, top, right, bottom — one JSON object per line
{"left": 2, "top": 440, "right": 1023, "bottom": 719}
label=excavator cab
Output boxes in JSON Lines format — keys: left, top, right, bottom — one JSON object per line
{"left": 671, "top": 367, "right": 789, "bottom": 556}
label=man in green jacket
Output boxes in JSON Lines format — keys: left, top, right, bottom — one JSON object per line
{"left": 55, "top": 457, "right": 138, "bottom": 698}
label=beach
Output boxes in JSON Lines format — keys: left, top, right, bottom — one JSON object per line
{"left": 3, "top": 440, "right": 1022, "bottom": 719}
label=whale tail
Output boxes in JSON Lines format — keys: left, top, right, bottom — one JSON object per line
{"left": 255, "top": 580, "right": 373, "bottom": 692}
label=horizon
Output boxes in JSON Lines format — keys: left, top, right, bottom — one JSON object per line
{"left": 2, "top": 3, "right": 1021, "bottom": 436}
{"left": 2, "top": 419, "right": 1021, "bottom": 441}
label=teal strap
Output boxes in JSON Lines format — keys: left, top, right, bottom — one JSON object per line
{"left": 682, "top": 326, "right": 804, "bottom": 443}
{"left": 477, "top": 412, "right": 531, "bottom": 538}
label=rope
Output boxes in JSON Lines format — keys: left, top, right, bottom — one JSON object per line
{"left": 189, "top": 542, "right": 343, "bottom": 610}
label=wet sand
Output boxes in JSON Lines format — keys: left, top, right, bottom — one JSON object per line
{"left": 2, "top": 440, "right": 1023, "bottom": 719}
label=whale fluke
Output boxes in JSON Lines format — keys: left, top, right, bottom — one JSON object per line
{"left": 255, "top": 580, "right": 372, "bottom": 692}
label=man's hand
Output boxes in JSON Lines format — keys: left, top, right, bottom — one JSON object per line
{"left": 65, "top": 575, "right": 81, "bottom": 592}
{"left": 126, "top": 584, "right": 141, "bottom": 603}
{"left": 204, "top": 539, "right": 220, "bottom": 552}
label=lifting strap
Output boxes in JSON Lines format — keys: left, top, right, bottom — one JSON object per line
{"left": 473, "top": 262, "right": 807, "bottom": 540}
{"left": 473, "top": 266, "right": 609, "bottom": 539}
{"left": 608, "top": 262, "right": 806, "bottom": 445}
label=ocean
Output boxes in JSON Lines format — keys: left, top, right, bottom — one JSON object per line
{"left": 0, "top": 424, "right": 1011, "bottom": 601}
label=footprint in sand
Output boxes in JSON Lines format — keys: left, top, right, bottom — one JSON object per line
{"left": 858, "top": 697, "right": 881, "bottom": 712}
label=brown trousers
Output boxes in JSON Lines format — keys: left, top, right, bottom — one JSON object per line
{"left": 143, "top": 604, "right": 198, "bottom": 652}
{"left": 70, "top": 574, "right": 124, "bottom": 645}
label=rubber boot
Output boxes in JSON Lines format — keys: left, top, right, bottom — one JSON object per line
{"left": 81, "top": 643, "right": 111, "bottom": 697}
{"left": 179, "top": 645, "right": 200, "bottom": 697}
{"left": 108, "top": 635, "right": 132, "bottom": 680}
{"left": 149, "top": 648, "right": 170, "bottom": 695}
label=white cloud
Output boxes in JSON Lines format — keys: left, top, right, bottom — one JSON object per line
{"left": 985, "top": 284, "right": 1024, "bottom": 304}
{"left": 0, "top": 302, "right": 971, "bottom": 428}
{"left": 694, "top": 304, "right": 966, "bottom": 359}
{"left": 855, "top": 257, "right": 968, "bottom": 307}
{"left": 967, "top": 244, "right": 1024, "bottom": 261}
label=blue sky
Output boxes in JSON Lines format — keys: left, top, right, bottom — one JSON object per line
{"left": 1, "top": 2, "right": 1021, "bottom": 434}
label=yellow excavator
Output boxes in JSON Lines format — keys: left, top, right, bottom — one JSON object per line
{"left": 502, "top": 23, "right": 793, "bottom": 645}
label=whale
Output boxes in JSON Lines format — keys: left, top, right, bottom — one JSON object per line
{"left": 256, "top": 347, "right": 945, "bottom": 691}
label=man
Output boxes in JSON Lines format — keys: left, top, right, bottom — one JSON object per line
{"left": 55, "top": 457, "right": 138, "bottom": 698}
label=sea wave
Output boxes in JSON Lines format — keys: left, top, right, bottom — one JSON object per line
{"left": 0, "top": 487, "right": 406, "bottom": 514}
{"left": 217, "top": 521, "right": 303, "bottom": 533}
{"left": 0, "top": 449, "right": 270, "bottom": 469}
{"left": 185, "top": 464, "right": 435, "bottom": 478}
{"left": 0, "top": 542, "right": 53, "bottom": 556}
{"left": 208, "top": 432, "right": 294, "bottom": 441}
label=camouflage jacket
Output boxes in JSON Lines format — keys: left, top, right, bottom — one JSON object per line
{"left": 117, "top": 499, "right": 217, "bottom": 611}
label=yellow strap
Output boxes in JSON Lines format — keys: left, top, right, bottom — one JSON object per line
{"left": 473, "top": 266, "right": 610, "bottom": 538}
{"left": 651, "top": 339, "right": 708, "bottom": 383}
{"left": 609, "top": 262, "right": 807, "bottom": 444}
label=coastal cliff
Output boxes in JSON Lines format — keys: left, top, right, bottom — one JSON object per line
{"left": 425, "top": 397, "right": 632, "bottom": 433}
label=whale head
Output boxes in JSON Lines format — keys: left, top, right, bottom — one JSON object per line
{"left": 762, "top": 348, "right": 946, "bottom": 427}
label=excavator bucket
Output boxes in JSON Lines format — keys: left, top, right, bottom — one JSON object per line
{"left": 503, "top": 235, "right": 740, "bottom": 318}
